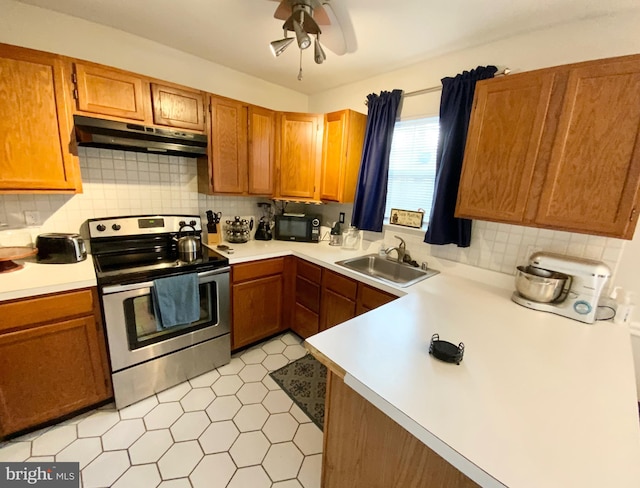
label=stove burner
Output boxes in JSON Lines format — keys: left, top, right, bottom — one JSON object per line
{"left": 89, "top": 214, "right": 229, "bottom": 286}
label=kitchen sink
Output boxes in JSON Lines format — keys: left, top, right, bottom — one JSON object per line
{"left": 335, "top": 254, "right": 439, "bottom": 288}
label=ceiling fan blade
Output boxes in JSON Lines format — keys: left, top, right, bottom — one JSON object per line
{"left": 320, "top": 0, "right": 357, "bottom": 55}
{"left": 273, "top": 0, "right": 292, "bottom": 21}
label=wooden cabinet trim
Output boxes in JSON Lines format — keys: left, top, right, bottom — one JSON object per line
{"left": 535, "top": 58, "right": 640, "bottom": 238}
{"left": 0, "top": 315, "right": 111, "bottom": 437}
{"left": 248, "top": 105, "right": 276, "bottom": 196}
{"left": 322, "top": 269, "right": 358, "bottom": 301}
{"left": 357, "top": 284, "right": 398, "bottom": 312}
{"left": 0, "top": 288, "right": 95, "bottom": 333}
{"left": 151, "top": 83, "right": 205, "bottom": 131}
{"left": 232, "top": 258, "right": 285, "bottom": 283}
{"left": 0, "top": 43, "right": 80, "bottom": 193}
{"left": 296, "top": 258, "right": 322, "bottom": 284}
{"left": 210, "top": 96, "right": 249, "bottom": 194}
{"left": 73, "top": 62, "right": 148, "bottom": 121}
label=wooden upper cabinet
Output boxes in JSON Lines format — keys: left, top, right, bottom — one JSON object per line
{"left": 321, "top": 109, "right": 367, "bottom": 203}
{"left": 73, "top": 62, "right": 148, "bottom": 121}
{"left": 277, "top": 112, "right": 323, "bottom": 200}
{"left": 151, "top": 83, "right": 205, "bottom": 131}
{"left": 456, "top": 72, "right": 555, "bottom": 222}
{"left": 456, "top": 54, "right": 640, "bottom": 239}
{"left": 0, "top": 44, "right": 80, "bottom": 193}
{"left": 535, "top": 57, "right": 640, "bottom": 238}
{"left": 248, "top": 105, "right": 276, "bottom": 195}
{"left": 209, "top": 96, "right": 248, "bottom": 194}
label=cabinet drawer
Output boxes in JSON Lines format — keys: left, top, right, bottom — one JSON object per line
{"left": 322, "top": 270, "right": 357, "bottom": 301}
{"left": 293, "top": 303, "right": 319, "bottom": 339}
{"left": 232, "top": 258, "right": 284, "bottom": 283}
{"left": 358, "top": 285, "right": 397, "bottom": 311}
{"left": 0, "top": 288, "right": 95, "bottom": 333}
{"left": 296, "top": 276, "right": 321, "bottom": 313}
{"left": 297, "top": 259, "right": 322, "bottom": 284}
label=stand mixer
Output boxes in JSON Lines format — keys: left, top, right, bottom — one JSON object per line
{"left": 511, "top": 252, "right": 611, "bottom": 324}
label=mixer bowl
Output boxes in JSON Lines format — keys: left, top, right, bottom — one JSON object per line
{"left": 515, "top": 265, "right": 570, "bottom": 303}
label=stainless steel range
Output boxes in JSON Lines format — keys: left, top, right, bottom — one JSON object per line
{"left": 89, "top": 214, "right": 230, "bottom": 409}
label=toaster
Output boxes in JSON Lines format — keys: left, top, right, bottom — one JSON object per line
{"left": 36, "top": 233, "right": 87, "bottom": 263}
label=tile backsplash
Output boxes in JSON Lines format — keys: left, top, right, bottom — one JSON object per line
{"left": 382, "top": 219, "right": 626, "bottom": 282}
{"left": 0, "top": 148, "right": 628, "bottom": 283}
{"left": 0, "top": 147, "right": 264, "bottom": 242}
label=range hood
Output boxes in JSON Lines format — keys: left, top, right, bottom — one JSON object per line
{"left": 74, "top": 115, "right": 208, "bottom": 157}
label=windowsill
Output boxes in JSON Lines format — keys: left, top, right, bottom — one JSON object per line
{"left": 383, "top": 221, "right": 428, "bottom": 237}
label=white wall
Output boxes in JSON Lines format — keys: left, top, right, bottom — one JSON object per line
{"left": 0, "top": 0, "right": 308, "bottom": 112}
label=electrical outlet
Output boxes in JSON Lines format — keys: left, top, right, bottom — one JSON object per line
{"left": 24, "top": 211, "right": 41, "bottom": 226}
{"left": 339, "top": 212, "right": 345, "bottom": 224}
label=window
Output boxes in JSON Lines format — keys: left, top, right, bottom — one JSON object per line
{"left": 384, "top": 116, "right": 439, "bottom": 228}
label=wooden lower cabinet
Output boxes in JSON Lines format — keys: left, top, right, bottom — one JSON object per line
{"left": 320, "top": 270, "right": 358, "bottom": 331}
{"left": 356, "top": 284, "right": 398, "bottom": 315}
{"left": 291, "top": 259, "right": 322, "bottom": 339}
{"left": 0, "top": 288, "right": 112, "bottom": 439}
{"left": 323, "top": 371, "right": 479, "bottom": 488}
{"left": 231, "top": 258, "right": 287, "bottom": 349}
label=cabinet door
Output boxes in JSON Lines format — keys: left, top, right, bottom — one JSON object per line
{"left": 0, "top": 45, "right": 80, "bottom": 192}
{"left": 456, "top": 72, "right": 555, "bottom": 222}
{"left": 74, "top": 63, "right": 147, "bottom": 120}
{"left": 321, "top": 110, "right": 366, "bottom": 203}
{"left": 0, "top": 316, "right": 111, "bottom": 437}
{"left": 356, "top": 284, "right": 397, "bottom": 315}
{"left": 151, "top": 83, "right": 205, "bottom": 131}
{"left": 248, "top": 105, "right": 275, "bottom": 195}
{"left": 535, "top": 58, "right": 640, "bottom": 238}
{"left": 320, "top": 270, "right": 357, "bottom": 331}
{"left": 278, "top": 113, "right": 322, "bottom": 200}
{"left": 232, "top": 275, "right": 283, "bottom": 349}
{"left": 210, "top": 96, "right": 248, "bottom": 194}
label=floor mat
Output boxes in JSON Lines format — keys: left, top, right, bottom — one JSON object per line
{"left": 269, "top": 353, "right": 326, "bottom": 430}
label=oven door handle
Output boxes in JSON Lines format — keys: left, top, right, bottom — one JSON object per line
{"left": 101, "top": 267, "right": 230, "bottom": 294}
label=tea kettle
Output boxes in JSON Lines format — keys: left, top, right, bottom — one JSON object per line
{"left": 176, "top": 224, "right": 200, "bottom": 262}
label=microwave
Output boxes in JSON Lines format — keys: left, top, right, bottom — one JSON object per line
{"left": 274, "top": 214, "right": 321, "bottom": 243}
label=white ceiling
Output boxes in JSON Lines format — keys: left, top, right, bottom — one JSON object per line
{"left": 15, "top": 0, "right": 640, "bottom": 95}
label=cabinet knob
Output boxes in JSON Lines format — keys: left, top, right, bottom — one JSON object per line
{"left": 96, "top": 224, "right": 106, "bottom": 232}
{"left": 112, "top": 224, "right": 121, "bottom": 231}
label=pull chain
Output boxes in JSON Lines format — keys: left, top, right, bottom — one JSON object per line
{"left": 298, "top": 49, "right": 303, "bottom": 81}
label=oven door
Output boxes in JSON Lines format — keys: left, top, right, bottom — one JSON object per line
{"left": 100, "top": 268, "right": 230, "bottom": 372}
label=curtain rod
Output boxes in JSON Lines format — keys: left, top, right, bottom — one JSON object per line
{"left": 364, "top": 67, "right": 511, "bottom": 105}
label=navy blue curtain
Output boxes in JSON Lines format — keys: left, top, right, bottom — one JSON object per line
{"left": 424, "top": 66, "right": 497, "bottom": 247}
{"left": 352, "top": 89, "right": 403, "bottom": 232}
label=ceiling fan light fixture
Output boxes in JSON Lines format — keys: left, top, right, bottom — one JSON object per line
{"left": 270, "top": 36, "right": 294, "bottom": 57}
{"left": 314, "top": 36, "right": 326, "bottom": 64}
{"left": 293, "top": 19, "right": 311, "bottom": 50}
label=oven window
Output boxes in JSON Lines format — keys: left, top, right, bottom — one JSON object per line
{"left": 123, "top": 281, "right": 218, "bottom": 350}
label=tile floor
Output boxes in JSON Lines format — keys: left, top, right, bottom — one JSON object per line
{"left": 0, "top": 333, "right": 322, "bottom": 488}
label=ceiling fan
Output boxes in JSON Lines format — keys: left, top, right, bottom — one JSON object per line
{"left": 267, "top": 0, "right": 357, "bottom": 79}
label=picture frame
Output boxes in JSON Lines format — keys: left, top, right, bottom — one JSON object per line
{"left": 389, "top": 208, "right": 424, "bottom": 229}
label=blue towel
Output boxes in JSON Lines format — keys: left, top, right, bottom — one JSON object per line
{"left": 152, "top": 273, "right": 200, "bottom": 330}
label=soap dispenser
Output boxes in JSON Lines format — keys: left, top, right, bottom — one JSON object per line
{"left": 611, "top": 286, "right": 636, "bottom": 325}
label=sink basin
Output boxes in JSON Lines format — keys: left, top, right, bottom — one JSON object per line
{"left": 336, "top": 254, "right": 439, "bottom": 288}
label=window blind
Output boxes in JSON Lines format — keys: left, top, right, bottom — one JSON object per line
{"left": 384, "top": 117, "right": 440, "bottom": 226}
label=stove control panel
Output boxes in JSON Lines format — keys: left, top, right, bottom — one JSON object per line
{"left": 89, "top": 215, "right": 202, "bottom": 238}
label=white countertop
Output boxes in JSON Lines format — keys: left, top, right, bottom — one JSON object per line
{"left": 0, "top": 256, "right": 97, "bottom": 301}
{"left": 2, "top": 238, "right": 639, "bottom": 488}
{"left": 306, "top": 257, "right": 640, "bottom": 488}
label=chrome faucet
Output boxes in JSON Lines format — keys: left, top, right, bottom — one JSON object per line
{"left": 385, "top": 235, "right": 409, "bottom": 263}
